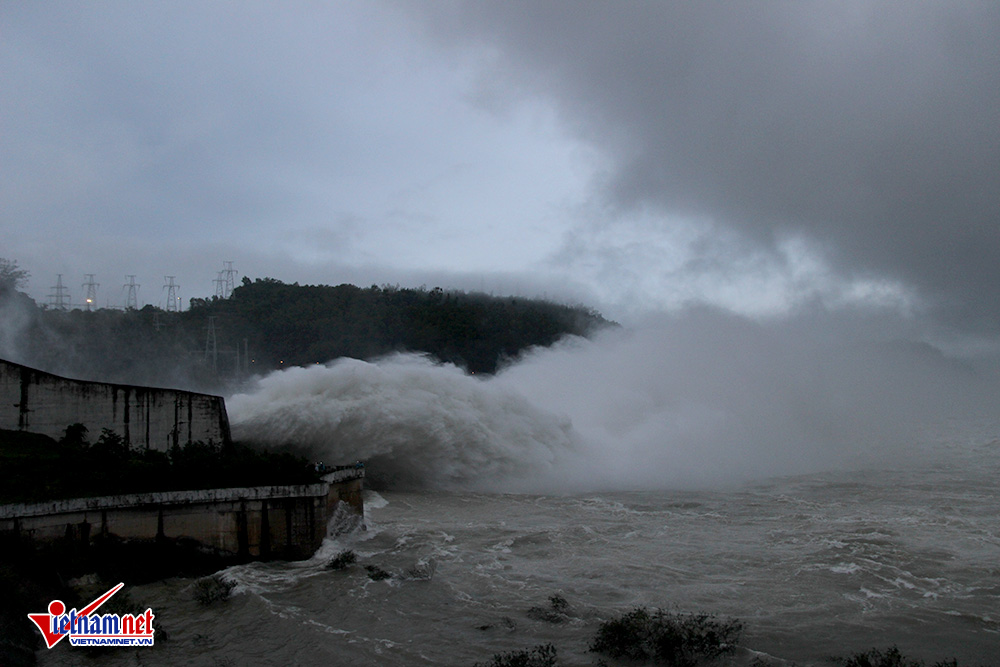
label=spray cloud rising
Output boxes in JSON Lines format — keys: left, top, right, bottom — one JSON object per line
{"left": 228, "top": 307, "right": 999, "bottom": 492}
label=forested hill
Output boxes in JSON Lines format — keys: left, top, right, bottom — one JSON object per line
{"left": 217, "top": 279, "right": 612, "bottom": 372}
{"left": 0, "top": 278, "right": 613, "bottom": 392}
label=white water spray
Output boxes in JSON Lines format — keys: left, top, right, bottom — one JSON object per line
{"left": 228, "top": 354, "right": 574, "bottom": 490}
{"left": 229, "top": 308, "right": 999, "bottom": 491}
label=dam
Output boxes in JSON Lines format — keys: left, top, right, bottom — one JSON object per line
{"left": 0, "top": 357, "right": 364, "bottom": 561}
{"left": 0, "top": 357, "right": 230, "bottom": 450}
{"left": 0, "top": 467, "right": 365, "bottom": 560}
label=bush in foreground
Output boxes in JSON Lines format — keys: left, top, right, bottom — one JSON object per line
{"left": 589, "top": 607, "right": 743, "bottom": 666}
{"left": 838, "top": 646, "right": 978, "bottom": 667}
{"left": 474, "top": 643, "right": 558, "bottom": 667}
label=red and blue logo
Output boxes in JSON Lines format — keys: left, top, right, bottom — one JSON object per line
{"left": 27, "top": 583, "right": 155, "bottom": 648}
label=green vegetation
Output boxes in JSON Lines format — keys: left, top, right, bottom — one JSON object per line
{"left": 0, "top": 257, "right": 29, "bottom": 292}
{"left": 473, "top": 643, "right": 558, "bottom": 667}
{"left": 0, "top": 426, "right": 316, "bottom": 504}
{"left": 589, "top": 607, "right": 743, "bottom": 666}
{"left": 1, "top": 275, "right": 613, "bottom": 392}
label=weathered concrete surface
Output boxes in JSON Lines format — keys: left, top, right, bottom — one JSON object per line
{"left": 322, "top": 469, "right": 365, "bottom": 525}
{"left": 0, "top": 358, "right": 230, "bottom": 450}
{"left": 0, "top": 470, "right": 365, "bottom": 560}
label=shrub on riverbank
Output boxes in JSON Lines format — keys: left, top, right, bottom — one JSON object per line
{"left": 589, "top": 607, "right": 743, "bottom": 666}
{"left": 838, "top": 646, "right": 976, "bottom": 667}
{"left": 474, "top": 643, "right": 557, "bottom": 667}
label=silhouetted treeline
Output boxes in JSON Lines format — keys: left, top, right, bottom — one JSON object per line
{"left": 0, "top": 278, "right": 613, "bottom": 391}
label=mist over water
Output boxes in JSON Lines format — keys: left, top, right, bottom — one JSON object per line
{"left": 229, "top": 307, "right": 999, "bottom": 491}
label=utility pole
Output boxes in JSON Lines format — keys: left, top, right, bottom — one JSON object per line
{"left": 163, "top": 276, "right": 180, "bottom": 312}
{"left": 123, "top": 275, "right": 140, "bottom": 310}
{"left": 48, "top": 274, "right": 71, "bottom": 310}
{"left": 205, "top": 316, "right": 218, "bottom": 374}
{"left": 234, "top": 338, "right": 251, "bottom": 381}
{"left": 82, "top": 274, "right": 99, "bottom": 311}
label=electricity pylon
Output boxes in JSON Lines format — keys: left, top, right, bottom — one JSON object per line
{"left": 48, "top": 274, "right": 71, "bottom": 310}
{"left": 220, "top": 261, "right": 237, "bottom": 299}
{"left": 82, "top": 274, "right": 99, "bottom": 311}
{"left": 123, "top": 275, "right": 140, "bottom": 309}
{"left": 163, "top": 276, "right": 181, "bottom": 312}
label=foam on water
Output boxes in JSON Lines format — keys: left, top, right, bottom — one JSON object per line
{"left": 41, "top": 442, "right": 999, "bottom": 667}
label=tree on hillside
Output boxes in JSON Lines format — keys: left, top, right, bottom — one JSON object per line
{"left": 0, "top": 258, "right": 29, "bottom": 293}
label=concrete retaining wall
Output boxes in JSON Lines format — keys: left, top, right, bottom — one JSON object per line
{"left": 0, "top": 472, "right": 364, "bottom": 560}
{"left": 0, "top": 358, "right": 230, "bottom": 450}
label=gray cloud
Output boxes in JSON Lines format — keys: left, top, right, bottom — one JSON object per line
{"left": 3, "top": 1, "right": 998, "bottom": 338}
{"left": 413, "top": 1, "right": 1000, "bottom": 329}
{"left": 2, "top": 2, "right": 597, "bottom": 310}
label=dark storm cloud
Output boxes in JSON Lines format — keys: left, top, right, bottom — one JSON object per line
{"left": 413, "top": 1, "right": 1000, "bottom": 330}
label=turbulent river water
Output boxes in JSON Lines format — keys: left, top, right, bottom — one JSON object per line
{"left": 36, "top": 315, "right": 1000, "bottom": 666}
{"left": 39, "top": 433, "right": 999, "bottom": 666}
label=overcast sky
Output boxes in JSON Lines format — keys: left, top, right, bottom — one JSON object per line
{"left": 3, "top": 1, "right": 998, "bottom": 339}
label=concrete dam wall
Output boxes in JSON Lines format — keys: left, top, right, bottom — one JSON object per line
{"left": 0, "top": 468, "right": 365, "bottom": 560}
{"left": 0, "top": 358, "right": 230, "bottom": 450}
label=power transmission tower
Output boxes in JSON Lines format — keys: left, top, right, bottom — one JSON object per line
{"left": 82, "top": 274, "right": 99, "bottom": 311}
{"left": 48, "top": 274, "right": 71, "bottom": 310}
{"left": 205, "top": 316, "right": 218, "bottom": 373}
{"left": 213, "top": 271, "right": 225, "bottom": 299}
{"left": 220, "top": 261, "right": 238, "bottom": 299}
{"left": 163, "top": 276, "right": 180, "bottom": 312}
{"left": 123, "top": 275, "right": 140, "bottom": 309}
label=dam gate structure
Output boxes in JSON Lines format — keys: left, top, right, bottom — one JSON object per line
{"left": 0, "top": 358, "right": 230, "bottom": 450}
{"left": 0, "top": 357, "right": 366, "bottom": 560}
{"left": 0, "top": 468, "right": 365, "bottom": 560}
